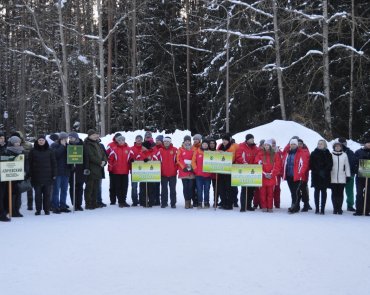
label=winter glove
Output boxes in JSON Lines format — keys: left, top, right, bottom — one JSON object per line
{"left": 265, "top": 173, "right": 272, "bottom": 179}
{"left": 83, "top": 169, "right": 91, "bottom": 176}
{"left": 143, "top": 158, "right": 149, "bottom": 163}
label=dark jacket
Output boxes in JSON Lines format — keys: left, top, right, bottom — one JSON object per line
{"left": 0, "top": 142, "right": 7, "bottom": 155}
{"left": 342, "top": 145, "right": 357, "bottom": 176}
{"left": 310, "top": 148, "right": 333, "bottom": 189}
{"left": 69, "top": 139, "right": 85, "bottom": 183}
{"left": 29, "top": 140, "right": 57, "bottom": 186}
{"left": 354, "top": 147, "right": 370, "bottom": 176}
{"left": 50, "top": 141, "right": 71, "bottom": 177}
{"left": 84, "top": 137, "right": 107, "bottom": 180}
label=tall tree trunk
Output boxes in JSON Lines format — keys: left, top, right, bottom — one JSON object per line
{"left": 97, "top": 0, "right": 106, "bottom": 136}
{"left": 186, "top": 0, "right": 191, "bottom": 131}
{"left": 322, "top": 0, "right": 332, "bottom": 138}
{"left": 349, "top": 0, "right": 355, "bottom": 139}
{"left": 106, "top": 0, "right": 114, "bottom": 133}
{"left": 272, "top": 0, "right": 286, "bottom": 120}
{"left": 131, "top": 0, "right": 138, "bottom": 129}
{"left": 57, "top": 0, "right": 71, "bottom": 132}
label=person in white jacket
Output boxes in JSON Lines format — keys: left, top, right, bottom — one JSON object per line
{"left": 330, "top": 141, "right": 351, "bottom": 214}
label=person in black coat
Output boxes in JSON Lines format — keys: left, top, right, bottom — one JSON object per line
{"left": 353, "top": 137, "right": 370, "bottom": 216}
{"left": 68, "top": 132, "right": 85, "bottom": 211}
{"left": 0, "top": 132, "right": 9, "bottom": 221}
{"left": 29, "top": 135, "right": 57, "bottom": 215}
{"left": 310, "top": 140, "right": 333, "bottom": 214}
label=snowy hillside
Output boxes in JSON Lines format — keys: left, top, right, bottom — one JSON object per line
{"left": 2, "top": 120, "right": 369, "bottom": 295}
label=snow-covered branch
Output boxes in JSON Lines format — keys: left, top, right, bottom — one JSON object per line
{"left": 202, "top": 28, "right": 274, "bottom": 42}
{"left": 263, "top": 50, "right": 323, "bottom": 71}
{"left": 328, "top": 44, "right": 364, "bottom": 55}
{"left": 166, "top": 43, "right": 212, "bottom": 53}
{"left": 227, "top": 0, "right": 273, "bottom": 18}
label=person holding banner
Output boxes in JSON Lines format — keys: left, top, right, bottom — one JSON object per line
{"left": 129, "top": 135, "right": 144, "bottom": 206}
{"left": 208, "top": 137, "right": 220, "bottom": 207}
{"left": 177, "top": 135, "right": 195, "bottom": 209}
{"left": 254, "top": 139, "right": 282, "bottom": 212}
{"left": 3, "top": 136, "right": 29, "bottom": 217}
{"left": 156, "top": 136, "right": 178, "bottom": 208}
{"left": 271, "top": 139, "right": 283, "bottom": 208}
{"left": 152, "top": 135, "right": 164, "bottom": 206}
{"left": 353, "top": 137, "right": 370, "bottom": 216}
{"left": 107, "top": 135, "right": 131, "bottom": 208}
{"left": 29, "top": 135, "right": 57, "bottom": 215}
{"left": 192, "top": 139, "right": 212, "bottom": 209}
{"left": 217, "top": 133, "right": 238, "bottom": 210}
{"left": 235, "top": 134, "right": 259, "bottom": 212}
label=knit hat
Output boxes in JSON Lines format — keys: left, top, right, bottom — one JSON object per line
{"left": 333, "top": 141, "right": 342, "bottom": 148}
{"left": 87, "top": 129, "right": 98, "bottom": 137}
{"left": 58, "top": 132, "right": 69, "bottom": 140}
{"left": 163, "top": 136, "right": 172, "bottom": 143}
{"left": 183, "top": 135, "right": 192, "bottom": 142}
{"left": 68, "top": 132, "right": 79, "bottom": 140}
{"left": 116, "top": 135, "right": 125, "bottom": 142}
{"left": 338, "top": 137, "right": 347, "bottom": 144}
{"left": 298, "top": 139, "right": 304, "bottom": 144}
{"left": 222, "top": 133, "right": 232, "bottom": 142}
{"left": 135, "top": 134, "right": 143, "bottom": 140}
{"left": 193, "top": 134, "right": 202, "bottom": 141}
{"left": 144, "top": 131, "right": 152, "bottom": 138}
{"left": 290, "top": 138, "right": 298, "bottom": 146}
{"left": 8, "top": 136, "right": 21, "bottom": 146}
{"left": 259, "top": 139, "right": 265, "bottom": 146}
{"left": 245, "top": 134, "right": 254, "bottom": 141}
{"left": 156, "top": 135, "right": 164, "bottom": 142}
{"left": 49, "top": 133, "right": 59, "bottom": 141}
{"left": 265, "top": 139, "right": 273, "bottom": 146}
{"left": 113, "top": 133, "right": 122, "bottom": 141}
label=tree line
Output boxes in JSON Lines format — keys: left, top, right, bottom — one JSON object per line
{"left": 0, "top": 0, "right": 369, "bottom": 140}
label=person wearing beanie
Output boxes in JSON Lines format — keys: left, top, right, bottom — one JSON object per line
{"left": 309, "top": 139, "right": 333, "bottom": 215}
{"left": 271, "top": 139, "right": 283, "bottom": 209}
{"left": 151, "top": 135, "right": 164, "bottom": 206}
{"left": 217, "top": 133, "right": 238, "bottom": 210}
{"left": 50, "top": 131, "right": 71, "bottom": 213}
{"left": 282, "top": 136, "right": 310, "bottom": 214}
{"left": 67, "top": 132, "right": 85, "bottom": 211}
{"left": 107, "top": 134, "right": 131, "bottom": 208}
{"left": 129, "top": 135, "right": 145, "bottom": 206}
{"left": 87, "top": 129, "right": 98, "bottom": 137}
{"left": 177, "top": 135, "right": 195, "bottom": 209}
{"left": 29, "top": 135, "right": 57, "bottom": 215}
{"left": 83, "top": 129, "right": 107, "bottom": 210}
{"left": 144, "top": 131, "right": 155, "bottom": 147}
{"left": 330, "top": 141, "right": 351, "bottom": 215}
{"left": 236, "top": 133, "right": 259, "bottom": 211}
{"left": 3, "top": 135, "right": 27, "bottom": 218}
{"left": 155, "top": 136, "right": 178, "bottom": 208}
{"left": 192, "top": 140, "right": 212, "bottom": 209}
{"left": 192, "top": 134, "right": 202, "bottom": 151}
{"left": 295, "top": 138, "right": 312, "bottom": 212}
{"left": 336, "top": 137, "right": 357, "bottom": 211}
{"left": 353, "top": 136, "right": 370, "bottom": 216}
{"left": 254, "top": 139, "right": 282, "bottom": 212}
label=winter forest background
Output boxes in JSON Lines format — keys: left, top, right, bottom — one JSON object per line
{"left": 0, "top": 0, "right": 369, "bottom": 141}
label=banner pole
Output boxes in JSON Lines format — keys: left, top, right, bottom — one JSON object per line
{"left": 245, "top": 187, "right": 248, "bottom": 212}
{"left": 8, "top": 181, "right": 12, "bottom": 219}
{"left": 146, "top": 182, "right": 148, "bottom": 208}
{"left": 73, "top": 164, "right": 76, "bottom": 213}
{"left": 363, "top": 177, "right": 368, "bottom": 216}
{"left": 214, "top": 174, "right": 218, "bottom": 210}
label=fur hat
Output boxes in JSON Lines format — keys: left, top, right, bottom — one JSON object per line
{"left": 87, "top": 129, "right": 98, "bottom": 137}
{"left": 290, "top": 139, "right": 298, "bottom": 146}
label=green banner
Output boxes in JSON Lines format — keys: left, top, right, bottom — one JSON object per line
{"left": 67, "top": 145, "right": 84, "bottom": 165}
{"left": 203, "top": 151, "right": 233, "bottom": 174}
{"left": 231, "top": 164, "right": 263, "bottom": 187}
{"left": 0, "top": 154, "right": 25, "bottom": 181}
{"left": 132, "top": 161, "right": 161, "bottom": 182}
{"left": 359, "top": 159, "right": 370, "bottom": 178}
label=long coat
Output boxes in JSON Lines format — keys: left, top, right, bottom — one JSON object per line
{"left": 83, "top": 137, "right": 107, "bottom": 180}
{"left": 310, "top": 148, "right": 333, "bottom": 189}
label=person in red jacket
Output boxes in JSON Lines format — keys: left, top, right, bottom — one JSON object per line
{"left": 297, "top": 138, "right": 312, "bottom": 211}
{"left": 177, "top": 135, "right": 195, "bottom": 209}
{"left": 282, "top": 138, "right": 310, "bottom": 213}
{"left": 192, "top": 139, "right": 213, "bottom": 209}
{"left": 235, "top": 134, "right": 259, "bottom": 212}
{"left": 152, "top": 135, "right": 164, "bottom": 206}
{"left": 107, "top": 135, "right": 131, "bottom": 207}
{"left": 156, "top": 136, "right": 178, "bottom": 208}
{"left": 255, "top": 139, "right": 282, "bottom": 212}
{"left": 271, "top": 139, "right": 283, "bottom": 208}
{"left": 129, "top": 135, "right": 145, "bottom": 206}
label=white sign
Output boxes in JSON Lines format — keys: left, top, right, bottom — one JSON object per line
{"left": 0, "top": 155, "right": 25, "bottom": 181}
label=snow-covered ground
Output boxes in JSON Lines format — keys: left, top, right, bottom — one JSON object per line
{"left": 2, "top": 120, "right": 369, "bottom": 295}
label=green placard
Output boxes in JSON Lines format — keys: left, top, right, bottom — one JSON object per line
{"left": 67, "top": 145, "right": 84, "bottom": 164}
{"left": 203, "top": 151, "right": 233, "bottom": 174}
{"left": 359, "top": 159, "right": 370, "bottom": 178}
{"left": 132, "top": 161, "right": 161, "bottom": 182}
{"left": 231, "top": 164, "right": 263, "bottom": 187}
{"left": 0, "top": 154, "right": 25, "bottom": 182}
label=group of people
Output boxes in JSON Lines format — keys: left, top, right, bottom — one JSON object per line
{"left": 0, "top": 129, "right": 369, "bottom": 222}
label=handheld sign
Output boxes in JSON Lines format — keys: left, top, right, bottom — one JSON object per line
{"left": 203, "top": 151, "right": 233, "bottom": 174}
{"left": 67, "top": 145, "right": 84, "bottom": 165}
{"left": 0, "top": 154, "right": 25, "bottom": 181}
{"left": 359, "top": 159, "right": 370, "bottom": 178}
{"left": 231, "top": 164, "right": 263, "bottom": 187}
{"left": 132, "top": 161, "right": 161, "bottom": 182}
